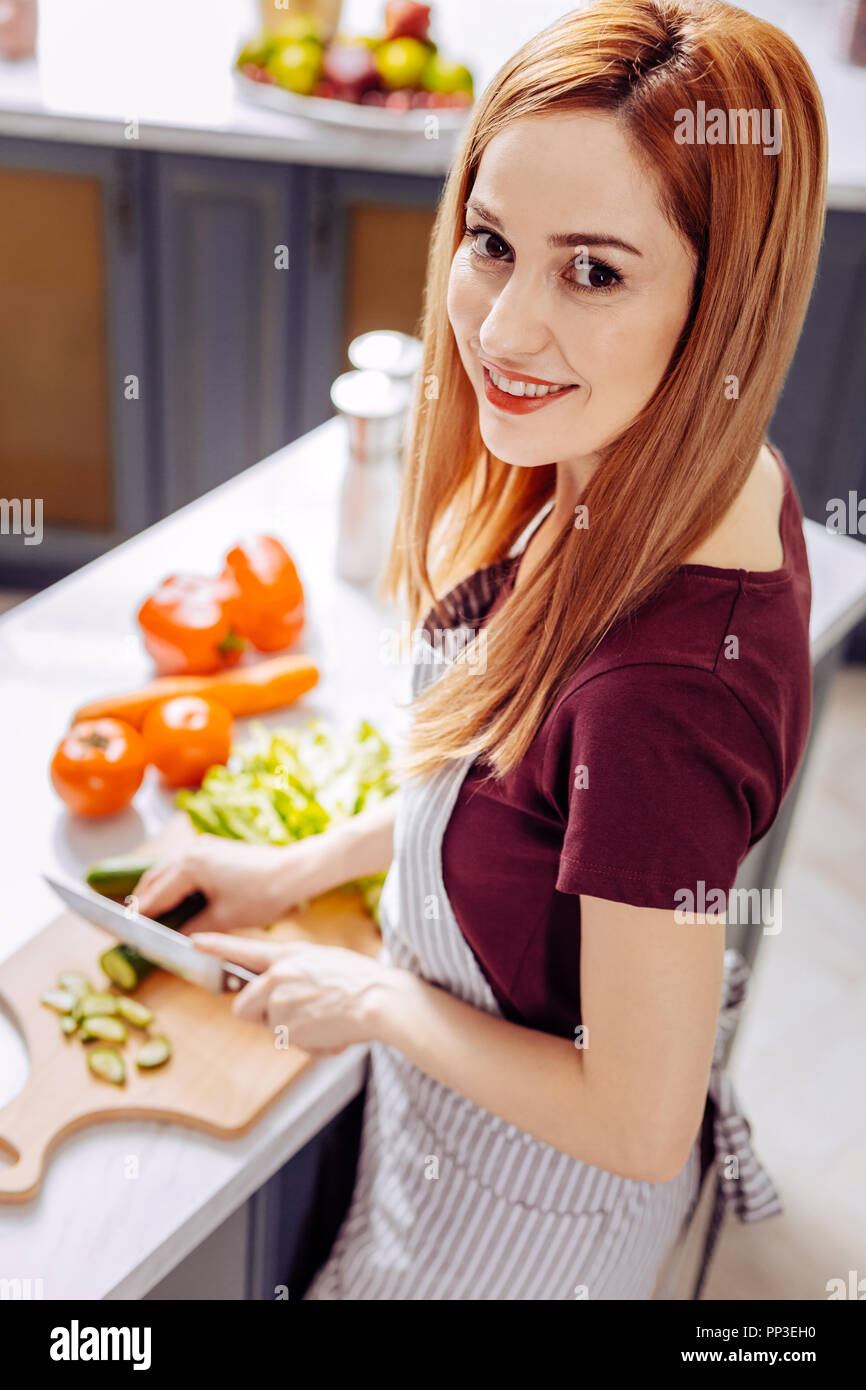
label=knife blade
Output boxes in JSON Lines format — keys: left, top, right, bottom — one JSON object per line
{"left": 42, "top": 871, "right": 257, "bottom": 994}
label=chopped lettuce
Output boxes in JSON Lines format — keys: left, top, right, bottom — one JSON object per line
{"left": 176, "top": 718, "right": 397, "bottom": 922}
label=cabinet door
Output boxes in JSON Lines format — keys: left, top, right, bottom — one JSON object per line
{"left": 153, "top": 153, "right": 300, "bottom": 514}
{"left": 0, "top": 139, "right": 150, "bottom": 583}
{"left": 295, "top": 166, "right": 442, "bottom": 435}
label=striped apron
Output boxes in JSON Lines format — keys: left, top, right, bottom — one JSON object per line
{"left": 303, "top": 616, "right": 782, "bottom": 1301}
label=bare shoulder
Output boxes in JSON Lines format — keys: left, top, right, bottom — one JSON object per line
{"left": 682, "top": 442, "right": 785, "bottom": 572}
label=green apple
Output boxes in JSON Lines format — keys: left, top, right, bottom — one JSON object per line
{"left": 375, "top": 37, "right": 430, "bottom": 90}
{"left": 236, "top": 33, "right": 279, "bottom": 68}
{"left": 267, "top": 41, "right": 324, "bottom": 95}
{"left": 422, "top": 54, "right": 473, "bottom": 96}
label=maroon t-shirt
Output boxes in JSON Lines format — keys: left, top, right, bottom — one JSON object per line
{"left": 437, "top": 445, "right": 812, "bottom": 1041}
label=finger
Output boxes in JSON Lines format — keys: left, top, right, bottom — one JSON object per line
{"left": 189, "top": 933, "right": 288, "bottom": 972}
{"left": 134, "top": 861, "right": 200, "bottom": 918}
{"left": 230, "top": 968, "right": 277, "bottom": 1024}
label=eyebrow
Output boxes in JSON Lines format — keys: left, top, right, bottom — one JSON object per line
{"left": 465, "top": 198, "right": 644, "bottom": 258}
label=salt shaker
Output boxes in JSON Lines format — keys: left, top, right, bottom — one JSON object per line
{"left": 330, "top": 368, "right": 412, "bottom": 587}
{"left": 348, "top": 330, "right": 423, "bottom": 381}
{"left": 348, "top": 331, "right": 423, "bottom": 462}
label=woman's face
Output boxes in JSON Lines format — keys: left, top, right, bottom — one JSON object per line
{"left": 447, "top": 112, "right": 697, "bottom": 476}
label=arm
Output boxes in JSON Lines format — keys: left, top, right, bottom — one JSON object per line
{"left": 300, "top": 792, "right": 399, "bottom": 898}
{"left": 370, "top": 895, "right": 725, "bottom": 1183}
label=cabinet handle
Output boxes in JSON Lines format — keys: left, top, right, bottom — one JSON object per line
{"left": 310, "top": 171, "right": 335, "bottom": 272}
{"left": 112, "top": 151, "right": 138, "bottom": 255}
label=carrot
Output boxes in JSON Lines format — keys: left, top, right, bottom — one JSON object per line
{"left": 73, "top": 655, "right": 319, "bottom": 730}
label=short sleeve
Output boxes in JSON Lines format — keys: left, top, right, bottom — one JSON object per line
{"left": 542, "top": 664, "right": 781, "bottom": 911}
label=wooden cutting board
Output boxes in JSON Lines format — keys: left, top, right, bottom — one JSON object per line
{"left": 0, "top": 815, "right": 381, "bottom": 1202}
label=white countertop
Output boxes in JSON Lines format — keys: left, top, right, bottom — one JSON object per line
{"left": 0, "top": 0, "right": 864, "bottom": 205}
{"left": 1, "top": 416, "right": 866, "bottom": 1299}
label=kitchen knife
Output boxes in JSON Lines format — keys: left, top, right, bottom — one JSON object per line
{"left": 42, "top": 871, "right": 258, "bottom": 994}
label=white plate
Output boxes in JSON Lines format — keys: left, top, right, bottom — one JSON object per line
{"left": 233, "top": 71, "right": 472, "bottom": 133}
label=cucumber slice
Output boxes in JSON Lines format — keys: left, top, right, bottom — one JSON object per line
{"left": 40, "top": 988, "right": 75, "bottom": 1014}
{"left": 136, "top": 1036, "right": 171, "bottom": 1070}
{"left": 115, "top": 997, "right": 154, "bottom": 1029}
{"left": 87, "top": 1047, "right": 126, "bottom": 1085}
{"left": 72, "top": 991, "right": 118, "bottom": 1020}
{"left": 60, "top": 1015, "right": 78, "bottom": 1037}
{"left": 100, "top": 944, "right": 154, "bottom": 992}
{"left": 57, "top": 970, "right": 92, "bottom": 1000}
{"left": 79, "top": 1015, "right": 127, "bottom": 1044}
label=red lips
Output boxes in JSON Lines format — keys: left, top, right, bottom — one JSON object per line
{"left": 481, "top": 365, "right": 577, "bottom": 415}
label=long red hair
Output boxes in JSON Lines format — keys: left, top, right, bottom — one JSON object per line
{"left": 381, "top": 0, "right": 827, "bottom": 780}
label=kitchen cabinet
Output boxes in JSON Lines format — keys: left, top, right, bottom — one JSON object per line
{"left": 0, "top": 137, "right": 152, "bottom": 584}
{"left": 152, "top": 153, "right": 302, "bottom": 514}
{"left": 0, "top": 141, "right": 441, "bottom": 586}
{"left": 294, "top": 166, "right": 441, "bottom": 435}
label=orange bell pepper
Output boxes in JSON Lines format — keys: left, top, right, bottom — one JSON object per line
{"left": 137, "top": 574, "right": 245, "bottom": 676}
{"left": 222, "top": 535, "right": 305, "bottom": 652}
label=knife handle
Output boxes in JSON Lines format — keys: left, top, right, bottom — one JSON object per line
{"left": 158, "top": 891, "right": 208, "bottom": 932}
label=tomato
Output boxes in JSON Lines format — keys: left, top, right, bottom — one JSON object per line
{"left": 142, "top": 696, "right": 233, "bottom": 788}
{"left": 50, "top": 719, "right": 146, "bottom": 818}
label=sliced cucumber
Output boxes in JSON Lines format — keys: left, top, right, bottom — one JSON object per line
{"left": 40, "top": 987, "right": 76, "bottom": 1014}
{"left": 57, "top": 970, "right": 92, "bottom": 1000}
{"left": 72, "top": 990, "right": 118, "bottom": 1020}
{"left": 79, "top": 1015, "right": 127, "bottom": 1044}
{"left": 87, "top": 1046, "right": 126, "bottom": 1085}
{"left": 115, "top": 996, "right": 154, "bottom": 1029}
{"left": 100, "top": 944, "right": 154, "bottom": 992}
{"left": 60, "top": 1015, "right": 78, "bottom": 1037}
{"left": 136, "top": 1035, "right": 171, "bottom": 1070}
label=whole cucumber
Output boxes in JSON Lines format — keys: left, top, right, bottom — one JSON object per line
{"left": 85, "top": 855, "right": 207, "bottom": 929}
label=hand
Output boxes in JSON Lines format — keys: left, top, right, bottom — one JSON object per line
{"left": 190, "top": 931, "right": 397, "bottom": 1055}
{"left": 133, "top": 834, "right": 326, "bottom": 935}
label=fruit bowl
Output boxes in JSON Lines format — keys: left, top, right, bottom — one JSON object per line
{"left": 234, "top": 2, "right": 474, "bottom": 134}
{"left": 233, "top": 70, "right": 472, "bottom": 132}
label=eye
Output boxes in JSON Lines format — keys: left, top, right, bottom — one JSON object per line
{"left": 463, "top": 223, "right": 512, "bottom": 262}
{"left": 568, "top": 248, "right": 623, "bottom": 295}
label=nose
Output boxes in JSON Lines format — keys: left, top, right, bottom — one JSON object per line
{"left": 477, "top": 264, "right": 553, "bottom": 366}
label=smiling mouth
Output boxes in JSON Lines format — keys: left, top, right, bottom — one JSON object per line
{"left": 481, "top": 363, "right": 579, "bottom": 414}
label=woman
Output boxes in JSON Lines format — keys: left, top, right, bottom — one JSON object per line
{"left": 135, "top": 0, "right": 826, "bottom": 1300}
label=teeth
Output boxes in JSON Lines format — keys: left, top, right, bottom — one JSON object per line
{"left": 487, "top": 367, "right": 568, "bottom": 397}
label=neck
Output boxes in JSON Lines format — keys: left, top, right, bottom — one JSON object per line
{"left": 548, "top": 451, "right": 600, "bottom": 532}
